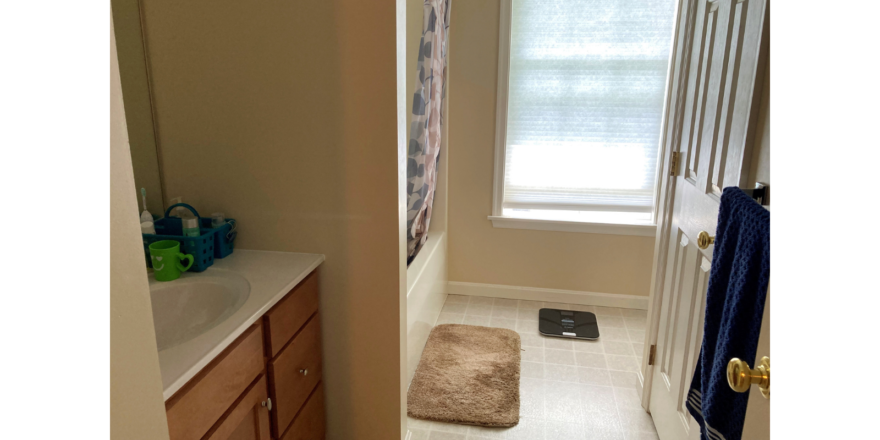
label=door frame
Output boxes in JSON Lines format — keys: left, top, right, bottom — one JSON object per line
{"left": 638, "top": 0, "right": 770, "bottom": 409}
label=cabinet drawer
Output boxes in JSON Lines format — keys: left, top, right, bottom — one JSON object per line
{"left": 268, "top": 315, "right": 322, "bottom": 436}
{"left": 264, "top": 272, "right": 319, "bottom": 358}
{"left": 204, "top": 374, "right": 271, "bottom": 440}
{"left": 166, "top": 322, "right": 265, "bottom": 440}
{"left": 280, "top": 385, "right": 325, "bottom": 440}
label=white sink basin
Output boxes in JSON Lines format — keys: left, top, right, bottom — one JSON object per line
{"left": 149, "top": 272, "right": 251, "bottom": 351}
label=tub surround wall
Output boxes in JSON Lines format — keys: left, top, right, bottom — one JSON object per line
{"left": 136, "top": 1, "right": 406, "bottom": 438}
{"left": 406, "top": 232, "right": 448, "bottom": 383}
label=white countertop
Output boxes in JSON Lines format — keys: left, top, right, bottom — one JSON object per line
{"left": 151, "top": 249, "right": 325, "bottom": 400}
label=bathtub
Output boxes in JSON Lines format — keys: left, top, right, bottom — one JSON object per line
{"left": 405, "top": 231, "right": 448, "bottom": 384}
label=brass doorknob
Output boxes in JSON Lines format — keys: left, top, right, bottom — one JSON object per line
{"left": 697, "top": 231, "right": 715, "bottom": 249}
{"left": 727, "top": 356, "right": 770, "bottom": 398}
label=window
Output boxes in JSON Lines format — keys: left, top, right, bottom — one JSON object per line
{"left": 490, "top": 0, "right": 675, "bottom": 236}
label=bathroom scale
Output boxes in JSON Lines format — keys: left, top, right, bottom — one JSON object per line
{"left": 538, "top": 308, "right": 599, "bottom": 340}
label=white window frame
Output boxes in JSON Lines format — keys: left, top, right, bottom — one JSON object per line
{"left": 488, "top": 0, "right": 665, "bottom": 237}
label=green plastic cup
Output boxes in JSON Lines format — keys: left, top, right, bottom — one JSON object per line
{"left": 149, "top": 240, "right": 194, "bottom": 281}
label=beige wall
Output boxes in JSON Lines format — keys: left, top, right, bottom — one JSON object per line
{"left": 749, "top": 59, "right": 770, "bottom": 187}
{"left": 111, "top": 22, "right": 171, "bottom": 440}
{"left": 446, "top": 0, "right": 655, "bottom": 296}
{"left": 112, "top": 0, "right": 165, "bottom": 216}
{"left": 136, "top": 1, "right": 405, "bottom": 438}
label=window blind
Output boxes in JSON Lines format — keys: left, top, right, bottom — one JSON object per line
{"left": 503, "top": 0, "right": 675, "bottom": 214}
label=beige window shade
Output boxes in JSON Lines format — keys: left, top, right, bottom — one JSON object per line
{"left": 503, "top": 0, "right": 675, "bottom": 213}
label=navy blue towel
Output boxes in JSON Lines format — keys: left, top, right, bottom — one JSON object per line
{"left": 686, "top": 187, "right": 770, "bottom": 440}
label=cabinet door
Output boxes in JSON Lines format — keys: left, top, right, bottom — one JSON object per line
{"left": 264, "top": 272, "right": 319, "bottom": 358}
{"left": 268, "top": 315, "right": 322, "bottom": 436}
{"left": 205, "top": 374, "right": 271, "bottom": 440}
{"left": 280, "top": 385, "right": 325, "bottom": 440}
{"left": 165, "top": 323, "right": 265, "bottom": 440}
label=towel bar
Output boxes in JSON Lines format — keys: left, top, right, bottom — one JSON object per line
{"left": 741, "top": 182, "right": 769, "bottom": 206}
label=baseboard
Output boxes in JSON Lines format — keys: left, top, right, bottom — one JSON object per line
{"left": 447, "top": 281, "right": 649, "bottom": 310}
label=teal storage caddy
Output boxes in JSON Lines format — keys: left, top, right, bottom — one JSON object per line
{"left": 202, "top": 217, "right": 236, "bottom": 258}
{"left": 142, "top": 203, "right": 236, "bottom": 272}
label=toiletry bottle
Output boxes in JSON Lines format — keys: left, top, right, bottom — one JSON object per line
{"left": 182, "top": 217, "right": 200, "bottom": 237}
{"left": 170, "top": 196, "right": 183, "bottom": 218}
{"left": 211, "top": 213, "right": 226, "bottom": 229}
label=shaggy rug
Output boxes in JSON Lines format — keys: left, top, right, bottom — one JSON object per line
{"left": 407, "top": 324, "right": 521, "bottom": 427}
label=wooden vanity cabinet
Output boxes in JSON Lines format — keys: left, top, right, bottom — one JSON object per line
{"left": 264, "top": 272, "right": 319, "bottom": 358}
{"left": 165, "top": 323, "right": 265, "bottom": 440}
{"left": 280, "top": 386, "right": 325, "bottom": 440}
{"left": 204, "top": 374, "right": 272, "bottom": 440}
{"left": 164, "top": 269, "right": 326, "bottom": 440}
{"left": 268, "top": 315, "right": 322, "bottom": 436}
{"left": 263, "top": 271, "right": 325, "bottom": 439}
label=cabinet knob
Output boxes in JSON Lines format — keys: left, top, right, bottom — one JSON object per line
{"left": 261, "top": 398, "right": 273, "bottom": 411}
{"left": 299, "top": 369, "right": 308, "bottom": 376}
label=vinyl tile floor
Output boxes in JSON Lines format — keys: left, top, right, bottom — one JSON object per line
{"left": 407, "top": 295, "right": 659, "bottom": 440}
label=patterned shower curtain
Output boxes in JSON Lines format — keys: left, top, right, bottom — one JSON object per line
{"left": 407, "top": 0, "right": 450, "bottom": 263}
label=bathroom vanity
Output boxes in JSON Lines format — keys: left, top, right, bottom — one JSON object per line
{"left": 151, "top": 250, "right": 325, "bottom": 440}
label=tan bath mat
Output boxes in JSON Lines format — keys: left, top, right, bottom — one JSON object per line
{"left": 407, "top": 324, "right": 521, "bottom": 427}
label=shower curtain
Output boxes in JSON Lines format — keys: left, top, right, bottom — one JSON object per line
{"left": 406, "top": 0, "right": 450, "bottom": 264}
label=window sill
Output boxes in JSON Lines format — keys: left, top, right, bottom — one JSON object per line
{"left": 487, "top": 216, "right": 657, "bottom": 237}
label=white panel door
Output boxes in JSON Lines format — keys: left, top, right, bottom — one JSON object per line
{"left": 646, "top": 0, "right": 768, "bottom": 439}
{"left": 740, "top": 286, "right": 770, "bottom": 440}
